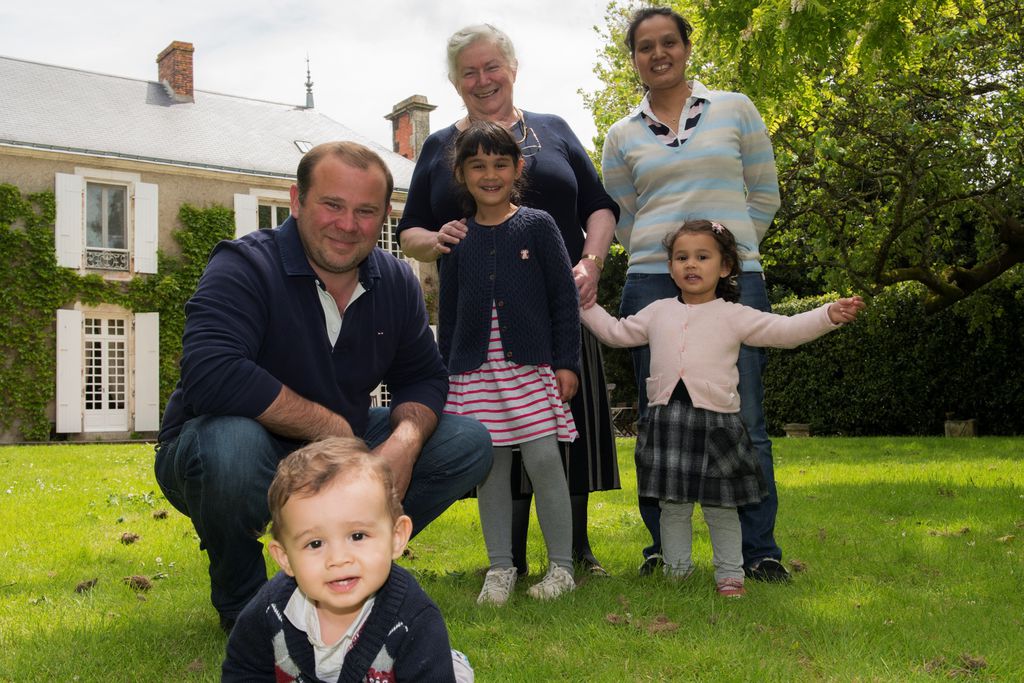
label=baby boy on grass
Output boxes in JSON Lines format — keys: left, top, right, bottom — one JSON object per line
{"left": 223, "top": 437, "right": 471, "bottom": 682}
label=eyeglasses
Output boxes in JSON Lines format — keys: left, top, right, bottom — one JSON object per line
{"left": 514, "top": 111, "right": 542, "bottom": 158}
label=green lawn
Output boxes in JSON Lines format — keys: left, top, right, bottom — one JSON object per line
{"left": 1, "top": 437, "right": 1021, "bottom": 681}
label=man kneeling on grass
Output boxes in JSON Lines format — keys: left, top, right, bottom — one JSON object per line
{"left": 154, "top": 141, "right": 491, "bottom": 633}
{"left": 223, "top": 437, "right": 473, "bottom": 682}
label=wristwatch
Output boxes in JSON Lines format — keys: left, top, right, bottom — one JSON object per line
{"left": 582, "top": 253, "right": 605, "bottom": 271}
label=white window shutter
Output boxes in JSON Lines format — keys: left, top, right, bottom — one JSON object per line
{"left": 55, "top": 173, "right": 84, "bottom": 269}
{"left": 133, "top": 182, "right": 159, "bottom": 274}
{"left": 55, "top": 309, "right": 83, "bottom": 433}
{"left": 234, "top": 194, "right": 259, "bottom": 238}
{"left": 133, "top": 312, "right": 160, "bottom": 432}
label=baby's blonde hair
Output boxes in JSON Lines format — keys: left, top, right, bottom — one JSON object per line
{"left": 268, "top": 437, "right": 403, "bottom": 540}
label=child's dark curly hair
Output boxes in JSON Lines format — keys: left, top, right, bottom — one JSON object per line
{"left": 450, "top": 121, "right": 526, "bottom": 215}
{"left": 662, "top": 219, "right": 742, "bottom": 302}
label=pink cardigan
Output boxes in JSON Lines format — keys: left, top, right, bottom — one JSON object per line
{"left": 581, "top": 297, "right": 839, "bottom": 413}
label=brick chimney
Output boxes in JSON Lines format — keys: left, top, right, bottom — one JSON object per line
{"left": 157, "top": 41, "right": 195, "bottom": 103}
{"left": 385, "top": 95, "right": 436, "bottom": 160}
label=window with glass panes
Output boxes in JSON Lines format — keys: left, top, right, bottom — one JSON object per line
{"left": 85, "top": 182, "right": 129, "bottom": 270}
{"left": 377, "top": 214, "right": 403, "bottom": 258}
{"left": 258, "top": 203, "right": 291, "bottom": 230}
{"left": 371, "top": 383, "right": 391, "bottom": 407}
{"left": 83, "top": 316, "right": 128, "bottom": 430}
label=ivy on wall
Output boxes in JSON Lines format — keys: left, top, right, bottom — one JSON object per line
{"left": 0, "top": 183, "right": 234, "bottom": 441}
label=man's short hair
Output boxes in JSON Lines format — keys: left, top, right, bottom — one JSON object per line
{"left": 268, "top": 437, "right": 403, "bottom": 540}
{"left": 295, "top": 141, "right": 395, "bottom": 206}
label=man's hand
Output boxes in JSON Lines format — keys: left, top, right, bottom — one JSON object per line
{"left": 372, "top": 439, "right": 417, "bottom": 500}
{"left": 370, "top": 402, "right": 438, "bottom": 499}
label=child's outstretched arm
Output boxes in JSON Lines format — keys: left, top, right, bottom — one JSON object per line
{"left": 739, "top": 296, "right": 867, "bottom": 349}
{"left": 579, "top": 302, "right": 651, "bottom": 349}
{"left": 827, "top": 296, "right": 866, "bottom": 325}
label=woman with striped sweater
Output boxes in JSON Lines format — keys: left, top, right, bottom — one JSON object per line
{"left": 601, "top": 7, "right": 790, "bottom": 583}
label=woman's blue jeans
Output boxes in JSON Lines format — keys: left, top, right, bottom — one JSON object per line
{"left": 619, "top": 271, "right": 782, "bottom": 568}
{"left": 154, "top": 409, "right": 492, "bottom": 619}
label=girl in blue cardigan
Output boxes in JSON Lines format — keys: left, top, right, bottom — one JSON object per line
{"left": 438, "top": 121, "right": 581, "bottom": 605}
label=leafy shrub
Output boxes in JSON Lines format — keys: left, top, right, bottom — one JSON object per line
{"left": 765, "top": 274, "right": 1024, "bottom": 436}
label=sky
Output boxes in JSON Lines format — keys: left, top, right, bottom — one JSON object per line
{"left": 0, "top": 0, "right": 618, "bottom": 152}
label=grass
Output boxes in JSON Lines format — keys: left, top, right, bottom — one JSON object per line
{"left": 0, "top": 437, "right": 1021, "bottom": 681}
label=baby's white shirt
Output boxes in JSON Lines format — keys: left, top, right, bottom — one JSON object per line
{"left": 283, "top": 586, "right": 375, "bottom": 681}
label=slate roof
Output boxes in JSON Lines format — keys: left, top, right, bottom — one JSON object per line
{"left": 0, "top": 55, "right": 414, "bottom": 188}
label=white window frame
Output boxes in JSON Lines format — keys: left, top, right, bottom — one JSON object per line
{"left": 377, "top": 212, "right": 404, "bottom": 259}
{"left": 86, "top": 181, "right": 128, "bottom": 262}
{"left": 82, "top": 313, "right": 130, "bottom": 432}
{"left": 369, "top": 326, "right": 435, "bottom": 408}
{"left": 370, "top": 383, "right": 391, "bottom": 408}
{"left": 259, "top": 202, "right": 292, "bottom": 231}
{"left": 234, "top": 189, "right": 292, "bottom": 238}
{"left": 54, "top": 168, "right": 158, "bottom": 275}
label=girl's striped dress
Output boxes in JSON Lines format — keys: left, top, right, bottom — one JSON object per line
{"left": 444, "top": 304, "right": 577, "bottom": 446}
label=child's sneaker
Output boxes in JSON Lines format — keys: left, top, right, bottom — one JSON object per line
{"left": 527, "top": 564, "right": 576, "bottom": 600}
{"left": 477, "top": 567, "right": 517, "bottom": 606}
{"left": 716, "top": 577, "right": 746, "bottom": 598}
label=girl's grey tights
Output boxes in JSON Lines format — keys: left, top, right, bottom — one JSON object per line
{"left": 478, "top": 435, "right": 572, "bottom": 570}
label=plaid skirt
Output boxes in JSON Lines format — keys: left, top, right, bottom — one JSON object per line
{"left": 636, "top": 400, "right": 768, "bottom": 507}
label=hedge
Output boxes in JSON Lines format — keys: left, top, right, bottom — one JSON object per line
{"left": 765, "top": 277, "right": 1024, "bottom": 436}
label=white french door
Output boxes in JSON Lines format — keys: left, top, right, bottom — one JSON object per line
{"left": 82, "top": 316, "right": 129, "bottom": 431}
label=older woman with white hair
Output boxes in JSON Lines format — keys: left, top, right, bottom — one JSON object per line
{"left": 399, "top": 23, "right": 620, "bottom": 579}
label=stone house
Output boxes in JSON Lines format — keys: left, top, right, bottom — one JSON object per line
{"left": 0, "top": 42, "right": 434, "bottom": 442}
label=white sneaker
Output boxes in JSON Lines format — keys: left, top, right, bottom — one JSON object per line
{"left": 477, "top": 567, "right": 517, "bottom": 606}
{"left": 527, "top": 564, "right": 576, "bottom": 600}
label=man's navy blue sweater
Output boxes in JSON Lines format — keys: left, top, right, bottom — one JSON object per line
{"left": 159, "top": 217, "right": 448, "bottom": 442}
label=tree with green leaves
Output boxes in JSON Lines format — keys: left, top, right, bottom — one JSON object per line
{"left": 585, "top": 0, "right": 1023, "bottom": 312}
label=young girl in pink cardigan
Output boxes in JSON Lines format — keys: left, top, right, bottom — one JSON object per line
{"left": 582, "top": 220, "right": 864, "bottom": 596}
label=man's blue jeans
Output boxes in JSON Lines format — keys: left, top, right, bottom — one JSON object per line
{"left": 619, "top": 271, "right": 781, "bottom": 567}
{"left": 154, "top": 408, "right": 492, "bottom": 619}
